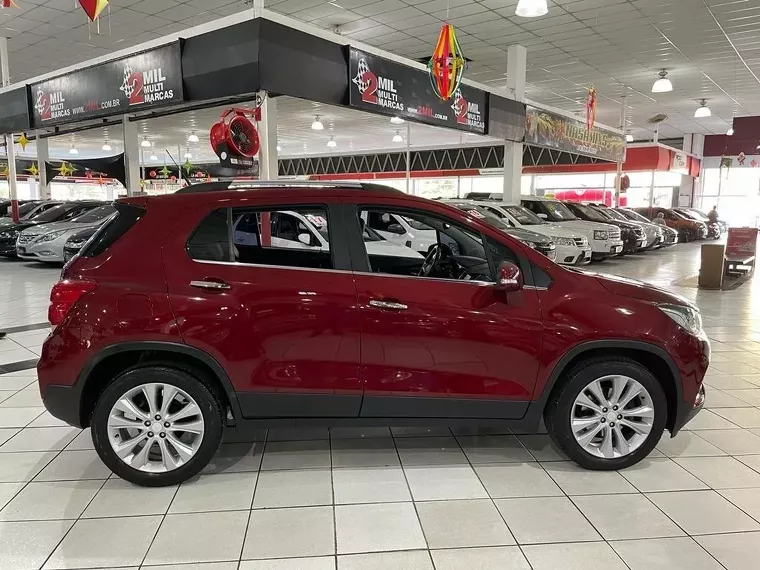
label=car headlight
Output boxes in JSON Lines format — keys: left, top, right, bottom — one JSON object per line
{"left": 659, "top": 304, "right": 703, "bottom": 336}
{"left": 0, "top": 231, "right": 14, "bottom": 239}
{"left": 555, "top": 237, "right": 575, "bottom": 246}
{"left": 37, "top": 230, "right": 67, "bottom": 243}
{"left": 593, "top": 230, "right": 608, "bottom": 240}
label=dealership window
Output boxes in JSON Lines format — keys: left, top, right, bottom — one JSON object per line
{"left": 699, "top": 165, "right": 760, "bottom": 228}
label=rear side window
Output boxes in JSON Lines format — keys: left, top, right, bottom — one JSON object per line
{"left": 80, "top": 203, "right": 143, "bottom": 258}
{"left": 187, "top": 206, "right": 334, "bottom": 270}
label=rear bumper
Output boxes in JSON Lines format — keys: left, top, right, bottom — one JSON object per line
{"left": 40, "top": 382, "right": 84, "bottom": 428}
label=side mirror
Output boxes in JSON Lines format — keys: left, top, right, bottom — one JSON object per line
{"left": 537, "top": 213, "right": 548, "bottom": 220}
{"left": 386, "top": 223, "right": 406, "bottom": 235}
{"left": 297, "top": 233, "right": 312, "bottom": 246}
{"left": 498, "top": 261, "right": 524, "bottom": 292}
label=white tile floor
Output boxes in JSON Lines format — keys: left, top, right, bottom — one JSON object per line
{"left": 2, "top": 245, "right": 760, "bottom": 569}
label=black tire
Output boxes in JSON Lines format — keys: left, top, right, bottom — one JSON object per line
{"left": 91, "top": 366, "right": 224, "bottom": 487}
{"left": 544, "top": 357, "right": 667, "bottom": 470}
{"left": 681, "top": 229, "right": 695, "bottom": 242}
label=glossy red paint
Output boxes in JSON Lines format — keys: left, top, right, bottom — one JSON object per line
{"left": 37, "top": 185, "right": 709, "bottom": 432}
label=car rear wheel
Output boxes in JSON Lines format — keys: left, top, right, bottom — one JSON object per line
{"left": 545, "top": 358, "right": 667, "bottom": 470}
{"left": 680, "top": 228, "right": 695, "bottom": 242}
{"left": 91, "top": 366, "right": 224, "bottom": 487}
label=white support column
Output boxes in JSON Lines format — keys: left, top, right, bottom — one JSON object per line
{"left": 614, "top": 95, "right": 627, "bottom": 207}
{"left": 36, "top": 132, "right": 50, "bottom": 199}
{"left": 122, "top": 116, "right": 140, "bottom": 195}
{"left": 503, "top": 44, "right": 526, "bottom": 204}
{"left": 258, "top": 93, "right": 278, "bottom": 180}
{"left": 1, "top": 37, "right": 19, "bottom": 222}
{"left": 405, "top": 121, "right": 411, "bottom": 194}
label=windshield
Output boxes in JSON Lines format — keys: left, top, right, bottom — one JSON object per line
{"left": 454, "top": 204, "right": 511, "bottom": 231}
{"left": 72, "top": 205, "right": 116, "bottom": 224}
{"left": 570, "top": 203, "right": 611, "bottom": 223}
{"left": 620, "top": 209, "right": 649, "bottom": 223}
{"left": 31, "top": 204, "right": 71, "bottom": 223}
{"left": 504, "top": 206, "right": 543, "bottom": 225}
{"left": 602, "top": 208, "right": 628, "bottom": 222}
{"left": 676, "top": 209, "right": 704, "bottom": 221}
{"left": 18, "top": 203, "right": 40, "bottom": 219}
{"left": 403, "top": 216, "right": 433, "bottom": 231}
{"left": 543, "top": 200, "right": 578, "bottom": 221}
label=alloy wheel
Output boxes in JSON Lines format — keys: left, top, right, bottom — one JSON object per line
{"left": 107, "top": 382, "right": 205, "bottom": 473}
{"left": 570, "top": 374, "right": 654, "bottom": 459}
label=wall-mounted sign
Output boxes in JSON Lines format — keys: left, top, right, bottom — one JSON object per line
{"left": 30, "top": 42, "right": 183, "bottom": 127}
{"left": 525, "top": 106, "right": 625, "bottom": 162}
{"left": 348, "top": 47, "right": 486, "bottom": 134}
{"left": 671, "top": 150, "right": 688, "bottom": 174}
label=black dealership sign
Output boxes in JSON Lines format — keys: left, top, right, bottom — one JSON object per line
{"left": 30, "top": 42, "right": 184, "bottom": 128}
{"left": 348, "top": 47, "right": 487, "bottom": 134}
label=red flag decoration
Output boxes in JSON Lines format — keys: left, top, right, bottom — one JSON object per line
{"left": 585, "top": 86, "right": 597, "bottom": 131}
{"left": 78, "top": 0, "right": 109, "bottom": 22}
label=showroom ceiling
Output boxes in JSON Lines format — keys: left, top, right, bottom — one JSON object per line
{"left": 14, "top": 96, "right": 498, "bottom": 162}
{"left": 2, "top": 0, "right": 760, "bottom": 141}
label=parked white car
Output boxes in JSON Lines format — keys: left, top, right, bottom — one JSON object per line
{"left": 518, "top": 196, "right": 624, "bottom": 261}
{"left": 361, "top": 210, "right": 437, "bottom": 253}
{"left": 234, "top": 210, "right": 423, "bottom": 259}
{"left": 474, "top": 201, "right": 592, "bottom": 265}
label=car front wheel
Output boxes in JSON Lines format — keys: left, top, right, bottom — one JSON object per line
{"left": 545, "top": 358, "right": 667, "bottom": 470}
{"left": 91, "top": 366, "right": 224, "bottom": 487}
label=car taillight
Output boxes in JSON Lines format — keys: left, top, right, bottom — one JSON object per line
{"left": 48, "top": 279, "right": 98, "bottom": 327}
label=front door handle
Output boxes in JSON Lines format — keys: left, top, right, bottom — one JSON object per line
{"left": 190, "top": 280, "right": 231, "bottom": 291}
{"left": 369, "top": 299, "right": 408, "bottom": 311}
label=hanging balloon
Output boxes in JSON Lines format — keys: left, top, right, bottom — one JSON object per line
{"left": 427, "top": 23, "right": 466, "bottom": 102}
{"left": 78, "top": 0, "right": 109, "bottom": 21}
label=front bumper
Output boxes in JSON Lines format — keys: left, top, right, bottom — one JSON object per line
{"left": 671, "top": 384, "right": 705, "bottom": 436}
{"left": 17, "top": 243, "right": 65, "bottom": 263}
{"left": 591, "top": 239, "right": 624, "bottom": 260}
{"left": 555, "top": 244, "right": 592, "bottom": 265}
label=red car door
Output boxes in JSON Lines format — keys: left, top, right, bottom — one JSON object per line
{"left": 164, "top": 199, "right": 362, "bottom": 418}
{"left": 350, "top": 200, "right": 544, "bottom": 419}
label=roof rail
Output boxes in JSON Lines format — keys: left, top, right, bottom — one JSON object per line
{"left": 175, "top": 180, "right": 403, "bottom": 195}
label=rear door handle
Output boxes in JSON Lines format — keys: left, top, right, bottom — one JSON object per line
{"left": 369, "top": 299, "right": 408, "bottom": 311}
{"left": 190, "top": 280, "right": 231, "bottom": 291}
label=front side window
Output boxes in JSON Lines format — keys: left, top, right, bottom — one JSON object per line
{"left": 358, "top": 207, "right": 514, "bottom": 283}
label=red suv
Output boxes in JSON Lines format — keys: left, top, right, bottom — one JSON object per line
{"left": 38, "top": 182, "right": 709, "bottom": 486}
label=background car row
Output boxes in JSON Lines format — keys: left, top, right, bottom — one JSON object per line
{"left": 461, "top": 193, "right": 725, "bottom": 265}
{"left": 0, "top": 200, "right": 115, "bottom": 263}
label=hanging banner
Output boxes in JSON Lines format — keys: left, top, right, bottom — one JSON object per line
{"left": 30, "top": 42, "right": 183, "bottom": 128}
{"left": 348, "top": 47, "right": 487, "bottom": 134}
{"left": 524, "top": 106, "right": 625, "bottom": 162}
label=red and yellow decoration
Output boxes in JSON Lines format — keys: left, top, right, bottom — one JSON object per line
{"left": 427, "top": 23, "right": 466, "bottom": 102}
{"left": 1, "top": 1, "right": 20, "bottom": 9}
{"left": 585, "top": 86, "right": 597, "bottom": 131}
{"left": 78, "top": 0, "right": 109, "bottom": 21}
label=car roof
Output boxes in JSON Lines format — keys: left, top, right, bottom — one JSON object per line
{"left": 520, "top": 195, "right": 555, "bottom": 201}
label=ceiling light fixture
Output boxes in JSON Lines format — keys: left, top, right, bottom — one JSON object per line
{"left": 150, "top": 154, "right": 158, "bottom": 161}
{"left": 184, "top": 152, "right": 192, "bottom": 159}
{"left": 392, "top": 131, "right": 403, "bottom": 143}
{"left": 651, "top": 70, "right": 672, "bottom": 93}
{"left": 515, "top": 0, "right": 548, "bottom": 18}
{"left": 694, "top": 99, "right": 711, "bottom": 118}
{"left": 727, "top": 126, "right": 734, "bottom": 136}
{"left": 625, "top": 134, "right": 634, "bottom": 142}
{"left": 276, "top": 145, "right": 282, "bottom": 152}
{"left": 390, "top": 116, "right": 405, "bottom": 124}
{"left": 69, "top": 144, "right": 78, "bottom": 155}
{"left": 327, "top": 136, "right": 337, "bottom": 148}
{"left": 141, "top": 137, "right": 151, "bottom": 148}
{"left": 311, "top": 115, "right": 324, "bottom": 131}
{"left": 188, "top": 131, "right": 199, "bottom": 143}
{"left": 102, "top": 141, "right": 112, "bottom": 151}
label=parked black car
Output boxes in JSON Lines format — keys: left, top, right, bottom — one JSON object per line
{"left": 0, "top": 201, "right": 104, "bottom": 257}
{"left": 63, "top": 226, "right": 99, "bottom": 263}
{"left": 563, "top": 201, "right": 645, "bottom": 254}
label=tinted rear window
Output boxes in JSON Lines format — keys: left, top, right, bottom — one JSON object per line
{"left": 79, "top": 203, "right": 144, "bottom": 258}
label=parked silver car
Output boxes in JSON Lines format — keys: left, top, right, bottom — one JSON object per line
{"left": 16, "top": 205, "right": 115, "bottom": 263}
